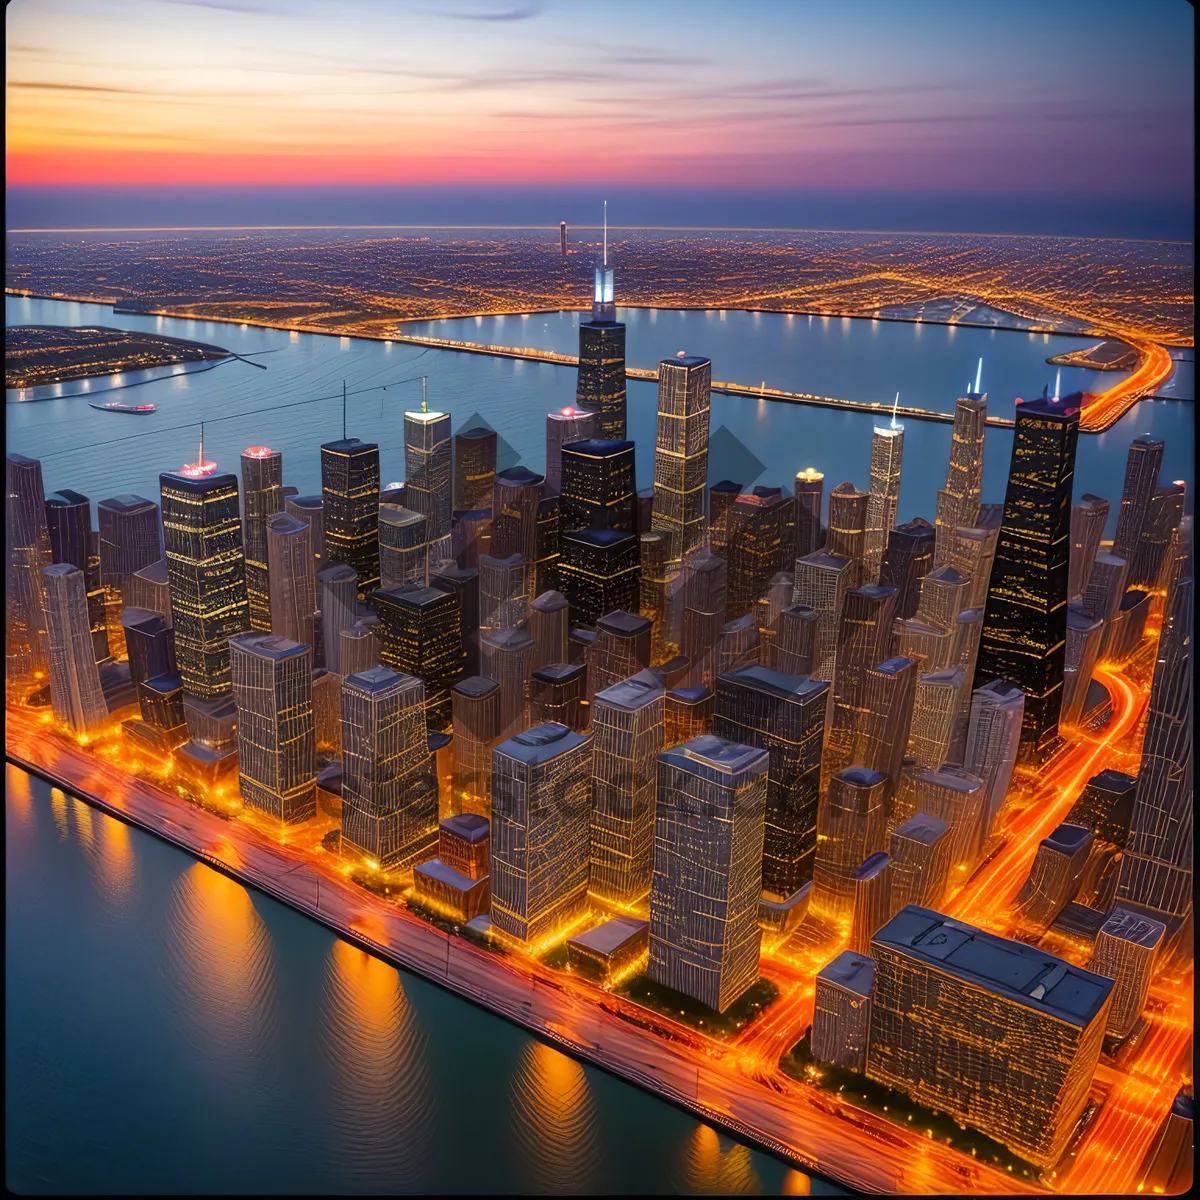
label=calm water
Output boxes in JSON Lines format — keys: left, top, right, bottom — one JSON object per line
{"left": 5, "top": 767, "right": 837, "bottom": 1194}
{"left": 5, "top": 296, "right": 1194, "bottom": 540}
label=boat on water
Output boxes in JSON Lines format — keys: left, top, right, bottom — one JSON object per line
{"left": 89, "top": 401, "right": 156, "bottom": 414}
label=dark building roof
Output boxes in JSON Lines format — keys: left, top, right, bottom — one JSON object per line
{"left": 497, "top": 722, "right": 589, "bottom": 765}
{"left": 596, "top": 610, "right": 651, "bottom": 636}
{"left": 569, "top": 916, "right": 648, "bottom": 957}
{"left": 894, "top": 812, "right": 950, "bottom": 846}
{"left": 1043, "top": 823, "right": 1094, "bottom": 855}
{"left": 495, "top": 465, "right": 544, "bottom": 487}
{"left": 561, "top": 438, "right": 635, "bottom": 456}
{"left": 855, "top": 851, "right": 891, "bottom": 881}
{"left": 532, "top": 662, "right": 586, "bottom": 684}
{"left": 1014, "top": 393, "right": 1083, "bottom": 419}
{"left": 594, "top": 670, "right": 664, "bottom": 709}
{"left": 839, "top": 767, "right": 887, "bottom": 788}
{"left": 453, "top": 675, "right": 501, "bottom": 698}
{"left": 99, "top": 493, "right": 157, "bottom": 513}
{"left": 817, "top": 950, "right": 876, "bottom": 996}
{"left": 661, "top": 735, "right": 769, "bottom": 777}
{"left": 663, "top": 354, "right": 710, "bottom": 369}
{"left": 441, "top": 812, "right": 490, "bottom": 843}
{"left": 719, "top": 663, "right": 827, "bottom": 700}
{"left": 668, "top": 686, "right": 713, "bottom": 703}
{"left": 321, "top": 437, "right": 377, "bottom": 454}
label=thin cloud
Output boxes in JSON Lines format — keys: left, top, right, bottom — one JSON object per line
{"left": 419, "top": 4, "right": 542, "bottom": 21}
{"left": 160, "top": 0, "right": 305, "bottom": 14}
{"left": 8, "top": 81, "right": 157, "bottom": 95}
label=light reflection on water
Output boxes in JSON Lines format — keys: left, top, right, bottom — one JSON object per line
{"left": 682, "top": 1123, "right": 764, "bottom": 1194}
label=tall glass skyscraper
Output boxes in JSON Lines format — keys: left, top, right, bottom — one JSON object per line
{"left": 321, "top": 437, "right": 380, "bottom": 598}
{"left": 650, "top": 355, "right": 711, "bottom": 567}
{"left": 240, "top": 446, "right": 283, "bottom": 631}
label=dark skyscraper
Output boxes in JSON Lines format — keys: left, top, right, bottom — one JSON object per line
{"left": 1112, "top": 434, "right": 1164, "bottom": 563}
{"left": 826, "top": 481, "right": 868, "bottom": 575}
{"left": 240, "top": 446, "right": 284, "bottom": 631}
{"left": 974, "top": 392, "right": 1080, "bottom": 760}
{"left": 726, "top": 488, "right": 790, "bottom": 620}
{"left": 321, "top": 437, "right": 380, "bottom": 599}
{"left": 576, "top": 215, "right": 627, "bottom": 440}
{"left": 453, "top": 426, "right": 497, "bottom": 513}
{"left": 651, "top": 354, "right": 711, "bottom": 566}
{"left": 793, "top": 468, "right": 825, "bottom": 560}
{"left": 405, "top": 405, "right": 453, "bottom": 567}
{"left": 492, "top": 465, "right": 543, "bottom": 599}
{"left": 96, "top": 493, "right": 162, "bottom": 611}
{"left": 879, "top": 516, "right": 935, "bottom": 620}
{"left": 559, "top": 439, "right": 635, "bottom": 533}
{"left": 545, "top": 407, "right": 601, "bottom": 497}
{"left": 45, "top": 489, "right": 109, "bottom": 663}
{"left": 558, "top": 529, "right": 639, "bottom": 626}
{"left": 6, "top": 454, "right": 54, "bottom": 682}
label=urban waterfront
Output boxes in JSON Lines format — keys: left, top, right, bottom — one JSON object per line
{"left": 5, "top": 765, "right": 836, "bottom": 1195}
{"left": 5, "top": 297, "right": 1193, "bottom": 540}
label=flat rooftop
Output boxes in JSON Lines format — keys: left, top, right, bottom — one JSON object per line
{"left": 569, "top": 916, "right": 648, "bottom": 958}
{"left": 594, "top": 670, "right": 664, "bottom": 710}
{"left": 661, "top": 735, "right": 769, "bottom": 778}
{"left": 817, "top": 951, "right": 876, "bottom": 997}
{"left": 1100, "top": 907, "right": 1166, "bottom": 949}
{"left": 441, "top": 813, "right": 489, "bottom": 844}
{"left": 497, "top": 722, "right": 589, "bottom": 765}
{"left": 719, "top": 663, "right": 828, "bottom": 700}
{"left": 894, "top": 812, "right": 950, "bottom": 846}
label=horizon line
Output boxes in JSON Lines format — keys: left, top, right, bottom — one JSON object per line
{"left": 4, "top": 223, "right": 1192, "bottom": 245}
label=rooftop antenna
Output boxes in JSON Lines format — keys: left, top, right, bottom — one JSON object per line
{"left": 198, "top": 421, "right": 204, "bottom": 465}
{"left": 891, "top": 391, "right": 900, "bottom": 429}
{"left": 974, "top": 356, "right": 983, "bottom": 395}
{"left": 342, "top": 380, "right": 347, "bottom": 440}
{"left": 421, "top": 375, "right": 428, "bottom": 413}
{"left": 603, "top": 200, "right": 608, "bottom": 267}
{"left": 1053, "top": 367, "right": 1061, "bottom": 401}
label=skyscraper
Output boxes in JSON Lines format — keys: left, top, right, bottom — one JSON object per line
{"left": 230, "top": 631, "right": 316, "bottom": 825}
{"left": 906, "top": 664, "right": 968, "bottom": 770}
{"left": 975, "top": 393, "right": 1080, "bottom": 760}
{"left": 964, "top": 678, "right": 1025, "bottom": 838}
{"left": 850, "top": 851, "right": 894, "bottom": 955}
{"left": 450, "top": 675, "right": 501, "bottom": 818}
{"left": 7, "top": 454, "right": 54, "bottom": 681}
{"left": 648, "top": 736, "right": 768, "bottom": 1013}
{"left": 240, "top": 446, "right": 283, "bottom": 630}
{"left": 478, "top": 552, "right": 528, "bottom": 631}
{"left": 868, "top": 906, "right": 1113, "bottom": 1169}
{"left": 1068, "top": 494, "right": 1109, "bottom": 601}
{"left": 479, "top": 626, "right": 534, "bottom": 741}
{"left": 679, "top": 545, "right": 727, "bottom": 686}
{"left": 316, "top": 562, "right": 358, "bottom": 676}
{"left": 638, "top": 531, "right": 675, "bottom": 664}
{"left": 1013, "top": 823, "right": 1094, "bottom": 936}
{"left": 558, "top": 529, "right": 640, "bottom": 626}
{"left": 1061, "top": 602, "right": 1105, "bottom": 730}
{"left": 713, "top": 665, "right": 828, "bottom": 899}
{"left": 889, "top": 813, "right": 953, "bottom": 912}
{"left": 914, "top": 765, "right": 987, "bottom": 881}
{"left": 811, "top": 951, "right": 876, "bottom": 1073}
{"left": 1088, "top": 907, "right": 1165, "bottom": 1039}
{"left": 650, "top": 354, "right": 711, "bottom": 566}
{"left": 793, "top": 467, "right": 825, "bottom": 560}
{"left": 529, "top": 661, "right": 586, "bottom": 731}
{"left": 879, "top": 517, "right": 935, "bottom": 620}
{"left": 285, "top": 494, "right": 325, "bottom": 570}
{"left": 590, "top": 609, "right": 653, "bottom": 696}
{"left": 851, "top": 655, "right": 918, "bottom": 789}
{"left": 528, "top": 589, "right": 569, "bottom": 672}
{"left": 946, "top": 522, "right": 999, "bottom": 610}
{"left": 726, "top": 488, "right": 790, "bottom": 619}
{"left": 429, "top": 562, "right": 481, "bottom": 677}
{"left": 121, "top": 606, "right": 176, "bottom": 692}
{"left": 340, "top": 666, "right": 438, "bottom": 872}
{"left": 96, "top": 492, "right": 162, "bottom": 615}
{"left": 159, "top": 461, "right": 250, "bottom": 702}
{"left": 45, "top": 489, "right": 109, "bottom": 663}
{"left": 664, "top": 685, "right": 713, "bottom": 748}
{"left": 576, "top": 219, "right": 627, "bottom": 440}
{"left": 1065, "top": 768, "right": 1137, "bottom": 848}
{"left": 916, "top": 563, "right": 971, "bottom": 634}
{"left": 812, "top": 767, "right": 889, "bottom": 923}
{"left": 590, "top": 670, "right": 666, "bottom": 906}
{"left": 43, "top": 563, "right": 108, "bottom": 734}
{"left": 1082, "top": 551, "right": 1129, "bottom": 624}
{"left": 545, "top": 407, "right": 600, "bottom": 496}
{"left": 490, "top": 723, "right": 594, "bottom": 944}
{"left": 1115, "top": 577, "right": 1193, "bottom": 924}
{"left": 1112, "top": 435, "right": 1165, "bottom": 563}
{"left": 534, "top": 491, "right": 560, "bottom": 594}
{"left": 862, "top": 420, "right": 905, "bottom": 585}
{"left": 453, "top": 426, "right": 497, "bottom": 512}
{"left": 321, "top": 437, "right": 380, "bottom": 598}
{"left": 792, "top": 550, "right": 855, "bottom": 681}
{"left": 933, "top": 391, "right": 987, "bottom": 567}
{"left": 404, "top": 406, "right": 453, "bottom": 566}
{"left": 266, "top": 511, "right": 317, "bottom": 650}
{"left": 559, "top": 438, "right": 636, "bottom": 534}
{"left": 378, "top": 504, "right": 429, "bottom": 591}
{"left": 769, "top": 604, "right": 817, "bottom": 676}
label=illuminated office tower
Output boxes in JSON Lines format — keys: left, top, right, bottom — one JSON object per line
{"left": 321, "top": 439, "right": 380, "bottom": 598}
{"left": 664, "top": 685, "right": 713, "bottom": 748}
{"left": 492, "top": 466, "right": 543, "bottom": 597}
{"left": 451, "top": 675, "right": 501, "bottom": 818}
{"left": 952, "top": 605, "right": 984, "bottom": 670}
{"left": 862, "top": 420, "right": 905, "bottom": 585}
{"left": 826, "top": 482, "right": 869, "bottom": 581}
{"left": 529, "top": 662, "right": 586, "bottom": 731}
{"left": 590, "top": 671, "right": 666, "bottom": 905}
{"left": 96, "top": 493, "right": 162, "bottom": 615}
{"left": 852, "top": 655, "right": 917, "bottom": 789}
{"left": 534, "top": 492, "right": 560, "bottom": 594}
{"left": 811, "top": 951, "right": 875, "bottom": 1073}
{"left": 824, "top": 585, "right": 899, "bottom": 788}
{"left": 792, "top": 550, "right": 854, "bottom": 681}
{"left": 43, "top": 564, "right": 108, "bottom": 734}
{"left": 812, "top": 767, "right": 889, "bottom": 922}
{"left": 576, "top": 227, "right": 627, "bottom": 439}
{"left": 316, "top": 563, "right": 357, "bottom": 676}
{"left": 906, "top": 664, "right": 968, "bottom": 770}
{"left": 648, "top": 736, "right": 768, "bottom": 1013}
{"left": 714, "top": 613, "right": 759, "bottom": 678}
{"left": 429, "top": 562, "right": 480, "bottom": 677}
{"left": 650, "top": 354, "right": 711, "bottom": 566}
{"left": 714, "top": 665, "right": 828, "bottom": 899}
{"left": 770, "top": 604, "right": 817, "bottom": 676}
{"left": 723, "top": 488, "right": 789, "bottom": 619}
{"left": 879, "top": 517, "right": 935, "bottom": 620}
{"left": 794, "top": 468, "right": 825, "bottom": 559}
{"left": 755, "top": 570, "right": 794, "bottom": 665}
{"left": 894, "top": 618, "right": 954, "bottom": 676}
{"left": 6, "top": 455, "right": 52, "bottom": 682}
{"left": 1088, "top": 907, "right": 1165, "bottom": 1039}
{"left": 285, "top": 494, "right": 325, "bottom": 571}
{"left": 452, "top": 507, "right": 492, "bottom": 571}
{"left": 240, "top": 447, "right": 283, "bottom": 631}
{"left": 932, "top": 390, "right": 987, "bottom": 567}
{"left": 265, "top": 511, "right": 316, "bottom": 650}
{"left": 159, "top": 460, "right": 250, "bottom": 702}
{"left": 1013, "top": 824, "right": 1095, "bottom": 936}
{"left": 126, "top": 672, "right": 188, "bottom": 752}
{"left": 638, "top": 531, "right": 675, "bottom": 664}
{"left": 374, "top": 584, "right": 464, "bottom": 731}
{"left": 964, "top": 677, "right": 1024, "bottom": 836}
{"left": 490, "top": 723, "right": 594, "bottom": 944}
{"left": 545, "top": 407, "right": 600, "bottom": 496}
{"left": 404, "top": 406, "right": 453, "bottom": 565}
{"left": 679, "top": 545, "right": 727, "bottom": 686}
{"left": 340, "top": 617, "right": 380, "bottom": 676}
{"left": 45, "top": 490, "right": 109, "bottom": 663}
{"left": 947, "top": 523, "right": 999, "bottom": 609}
{"left": 229, "top": 632, "right": 315, "bottom": 825}
{"left": 1061, "top": 603, "right": 1104, "bottom": 730}
{"left": 916, "top": 563, "right": 970, "bottom": 634}
{"left": 479, "top": 626, "right": 534, "bottom": 741}
{"left": 1112, "top": 434, "right": 1165, "bottom": 562}
{"left": 528, "top": 589, "right": 569, "bottom": 672}
{"left": 850, "top": 851, "right": 894, "bottom": 955}
{"left": 707, "top": 480, "right": 742, "bottom": 558}
{"left": 888, "top": 813, "right": 953, "bottom": 912}
{"left": 122, "top": 606, "right": 175, "bottom": 689}
{"left": 127, "top": 558, "right": 171, "bottom": 623}
{"left": 311, "top": 667, "right": 341, "bottom": 755}
{"left": 975, "top": 393, "right": 1080, "bottom": 759}
{"left": 558, "top": 529, "right": 639, "bottom": 626}
{"left": 1130, "top": 480, "right": 1185, "bottom": 589}
{"left": 478, "top": 552, "right": 528, "bottom": 631}
{"left": 379, "top": 503, "right": 428, "bottom": 591}
{"left": 454, "top": 426, "right": 497, "bottom": 512}
{"left": 590, "top": 609, "right": 652, "bottom": 697}
{"left": 1066, "top": 768, "right": 1137, "bottom": 848}
{"left": 1115, "top": 577, "right": 1193, "bottom": 923}
{"left": 1083, "top": 555, "right": 1128, "bottom": 628}
{"left": 887, "top": 758, "right": 921, "bottom": 836}
{"left": 915, "top": 766, "right": 987, "bottom": 880}
{"left": 559, "top": 439, "right": 635, "bottom": 533}
{"left": 340, "top": 666, "right": 438, "bottom": 872}
{"left": 868, "top": 906, "right": 1113, "bottom": 1169}
{"left": 1068, "top": 494, "right": 1109, "bottom": 601}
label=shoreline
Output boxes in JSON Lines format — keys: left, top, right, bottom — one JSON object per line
{"left": 4, "top": 724, "right": 1034, "bottom": 1198}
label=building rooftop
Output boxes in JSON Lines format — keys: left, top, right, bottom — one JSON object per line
{"left": 46, "top": 489, "right": 90, "bottom": 508}
{"left": 481, "top": 627, "right": 535, "bottom": 651}
{"left": 287, "top": 494, "right": 323, "bottom": 510}
{"left": 497, "top": 722, "right": 589, "bottom": 765}
{"left": 457, "top": 426, "right": 495, "bottom": 440}
{"left": 531, "top": 590, "right": 569, "bottom": 612}
{"left": 532, "top": 662, "right": 586, "bottom": 685}
{"left": 1015, "top": 393, "right": 1083, "bottom": 419}
{"left": 894, "top": 812, "right": 950, "bottom": 846}
{"left": 561, "top": 438, "right": 635, "bottom": 456}
{"left": 798, "top": 550, "right": 852, "bottom": 571}
{"left": 596, "top": 610, "right": 652, "bottom": 637}
{"left": 120, "top": 606, "right": 168, "bottom": 633}
{"left": 230, "top": 631, "right": 308, "bottom": 660}
{"left": 594, "top": 670, "right": 664, "bottom": 710}
{"left": 563, "top": 528, "right": 636, "bottom": 549}
{"left": 142, "top": 672, "right": 182, "bottom": 696}
{"left": 1044, "top": 823, "right": 1094, "bottom": 856}
{"left": 873, "top": 656, "right": 916, "bottom": 676}
{"left": 1100, "top": 907, "right": 1166, "bottom": 949}
{"left": 453, "top": 675, "right": 501, "bottom": 699}
{"left": 344, "top": 665, "right": 416, "bottom": 695}
{"left": 838, "top": 767, "right": 887, "bottom": 788}
{"left": 925, "top": 565, "right": 965, "bottom": 585}
{"left": 875, "top": 905, "right": 1113, "bottom": 1027}
{"left": 316, "top": 762, "right": 343, "bottom": 793}
{"left": 132, "top": 558, "right": 169, "bottom": 583}
{"left": 379, "top": 505, "right": 426, "bottom": 528}
{"left": 404, "top": 409, "right": 448, "bottom": 424}
{"left": 661, "top": 735, "right": 769, "bottom": 777}
{"left": 321, "top": 437, "right": 377, "bottom": 454}
{"left": 266, "top": 511, "right": 310, "bottom": 537}
{"left": 98, "top": 493, "right": 157, "bottom": 513}
{"left": 414, "top": 858, "right": 478, "bottom": 892}
{"left": 569, "top": 916, "right": 649, "bottom": 958}
{"left": 480, "top": 552, "right": 524, "bottom": 570}
{"left": 1120, "top": 589, "right": 1150, "bottom": 612}
{"left": 1088, "top": 768, "right": 1137, "bottom": 792}
{"left": 441, "top": 812, "right": 490, "bottom": 844}
{"left": 855, "top": 851, "right": 891, "bottom": 882}
{"left": 427, "top": 732, "right": 452, "bottom": 752}
{"left": 918, "top": 766, "right": 985, "bottom": 794}
{"left": 375, "top": 584, "right": 451, "bottom": 611}
{"left": 495, "top": 465, "right": 544, "bottom": 488}
{"left": 1067, "top": 603, "right": 1104, "bottom": 632}
{"left": 663, "top": 354, "right": 710, "bottom": 369}
{"left": 718, "top": 663, "right": 828, "bottom": 700}
{"left": 667, "top": 686, "right": 713, "bottom": 703}
{"left": 43, "top": 562, "right": 81, "bottom": 579}
{"left": 817, "top": 950, "right": 876, "bottom": 997}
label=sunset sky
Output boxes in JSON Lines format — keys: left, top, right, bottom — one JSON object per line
{"left": 5, "top": 0, "right": 1194, "bottom": 232}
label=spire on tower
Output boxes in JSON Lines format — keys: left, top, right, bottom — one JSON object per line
{"left": 1053, "top": 367, "right": 1061, "bottom": 401}
{"left": 603, "top": 199, "right": 607, "bottom": 267}
{"left": 891, "top": 391, "right": 900, "bottom": 429}
{"left": 974, "top": 356, "right": 983, "bottom": 395}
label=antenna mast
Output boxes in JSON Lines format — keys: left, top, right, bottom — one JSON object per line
{"left": 974, "top": 356, "right": 983, "bottom": 395}
{"left": 422, "top": 375, "right": 428, "bottom": 413}
{"left": 199, "top": 421, "right": 204, "bottom": 464}
{"left": 603, "top": 200, "right": 607, "bottom": 267}
{"left": 891, "top": 391, "right": 900, "bottom": 428}
{"left": 342, "top": 380, "right": 347, "bottom": 440}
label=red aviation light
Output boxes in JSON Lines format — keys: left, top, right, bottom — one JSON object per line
{"left": 244, "top": 445, "right": 273, "bottom": 458}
